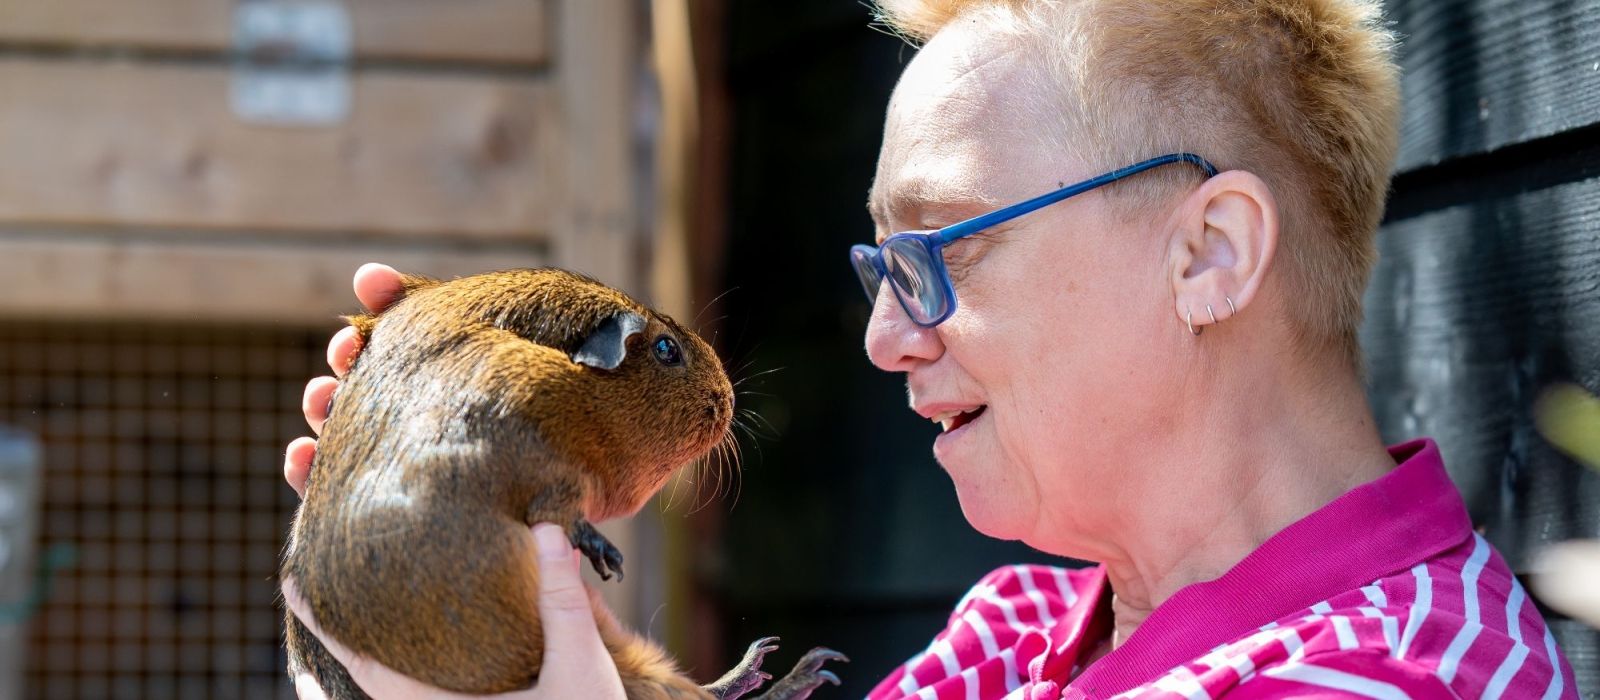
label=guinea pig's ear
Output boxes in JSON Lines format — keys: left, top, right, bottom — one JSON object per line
{"left": 572, "top": 311, "right": 648, "bottom": 370}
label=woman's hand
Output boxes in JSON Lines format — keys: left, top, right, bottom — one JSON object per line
{"left": 283, "top": 262, "right": 406, "bottom": 496}
{"left": 283, "top": 524, "right": 628, "bottom": 699}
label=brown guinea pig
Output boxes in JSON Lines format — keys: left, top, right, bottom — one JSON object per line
{"left": 281, "top": 268, "right": 844, "bottom": 700}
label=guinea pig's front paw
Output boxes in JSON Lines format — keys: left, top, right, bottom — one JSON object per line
{"left": 570, "top": 519, "right": 626, "bottom": 582}
{"left": 704, "top": 636, "right": 780, "bottom": 700}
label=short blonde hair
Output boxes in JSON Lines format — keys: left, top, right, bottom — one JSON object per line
{"left": 875, "top": 0, "right": 1401, "bottom": 362}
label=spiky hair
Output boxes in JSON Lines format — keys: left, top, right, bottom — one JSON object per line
{"left": 875, "top": 0, "right": 1401, "bottom": 360}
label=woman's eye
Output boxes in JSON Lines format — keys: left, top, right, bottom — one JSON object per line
{"left": 942, "top": 248, "right": 977, "bottom": 282}
{"left": 651, "top": 336, "right": 683, "bottom": 366}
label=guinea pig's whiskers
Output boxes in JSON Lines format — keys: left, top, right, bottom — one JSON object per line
{"left": 699, "top": 437, "right": 733, "bottom": 513}
{"left": 661, "top": 456, "right": 703, "bottom": 513}
{"left": 728, "top": 357, "right": 759, "bottom": 380}
{"left": 727, "top": 432, "right": 747, "bottom": 509}
{"left": 686, "top": 428, "right": 743, "bottom": 514}
{"left": 691, "top": 287, "right": 741, "bottom": 329}
{"left": 735, "top": 407, "right": 780, "bottom": 442}
{"left": 732, "top": 366, "right": 785, "bottom": 388}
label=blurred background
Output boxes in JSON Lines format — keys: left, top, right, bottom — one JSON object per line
{"left": 0, "top": 0, "right": 1595, "bottom": 698}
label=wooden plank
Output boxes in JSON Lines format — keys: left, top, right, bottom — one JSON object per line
{"left": 1362, "top": 175, "right": 1600, "bottom": 694}
{"left": 0, "top": 0, "right": 549, "bottom": 66}
{"left": 1387, "top": 0, "right": 1600, "bottom": 171}
{"left": 0, "top": 58, "right": 552, "bottom": 238}
{"left": 0, "top": 232, "right": 546, "bottom": 324}
{"left": 551, "top": 0, "right": 642, "bottom": 296}
{"left": 1365, "top": 175, "right": 1600, "bottom": 557}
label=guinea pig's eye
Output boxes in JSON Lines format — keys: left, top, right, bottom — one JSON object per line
{"left": 651, "top": 335, "right": 683, "bottom": 366}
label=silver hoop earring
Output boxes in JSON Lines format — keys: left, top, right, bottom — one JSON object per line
{"left": 1206, "top": 304, "right": 1217, "bottom": 325}
{"left": 1187, "top": 307, "right": 1202, "bottom": 336}
{"left": 1226, "top": 295, "right": 1237, "bottom": 316}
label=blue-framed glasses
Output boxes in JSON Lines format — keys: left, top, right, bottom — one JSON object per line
{"left": 851, "top": 152, "right": 1219, "bottom": 327}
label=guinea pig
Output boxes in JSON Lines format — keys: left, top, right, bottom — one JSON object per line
{"left": 281, "top": 268, "right": 844, "bottom": 699}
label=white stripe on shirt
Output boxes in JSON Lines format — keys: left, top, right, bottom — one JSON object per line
{"left": 1262, "top": 660, "right": 1411, "bottom": 700}
{"left": 962, "top": 609, "right": 1002, "bottom": 659}
{"left": 1362, "top": 583, "right": 1390, "bottom": 609}
{"left": 1437, "top": 535, "right": 1492, "bottom": 683}
{"left": 1331, "top": 615, "right": 1360, "bottom": 650}
{"left": 1482, "top": 641, "right": 1531, "bottom": 700}
{"left": 1540, "top": 625, "right": 1566, "bottom": 700}
{"left": 1051, "top": 567, "right": 1078, "bottom": 607}
{"left": 1014, "top": 566, "right": 1057, "bottom": 626}
{"left": 1397, "top": 563, "right": 1432, "bottom": 660}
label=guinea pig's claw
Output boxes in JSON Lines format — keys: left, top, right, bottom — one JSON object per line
{"left": 704, "top": 636, "right": 782, "bottom": 700}
{"left": 750, "top": 647, "right": 848, "bottom": 700}
{"left": 570, "top": 519, "right": 626, "bottom": 582}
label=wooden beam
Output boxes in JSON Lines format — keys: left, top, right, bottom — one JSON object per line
{"left": 0, "top": 0, "right": 550, "bottom": 67}
{"left": 0, "top": 231, "right": 546, "bottom": 325}
{"left": 0, "top": 58, "right": 553, "bottom": 239}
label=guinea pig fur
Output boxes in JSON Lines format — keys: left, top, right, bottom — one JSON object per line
{"left": 281, "top": 268, "right": 844, "bottom": 700}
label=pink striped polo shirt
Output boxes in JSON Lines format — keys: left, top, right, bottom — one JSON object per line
{"left": 867, "top": 439, "right": 1580, "bottom": 699}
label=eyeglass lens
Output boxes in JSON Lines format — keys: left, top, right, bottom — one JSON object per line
{"left": 882, "top": 238, "right": 947, "bottom": 323}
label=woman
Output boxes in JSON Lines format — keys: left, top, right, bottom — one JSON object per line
{"left": 283, "top": 0, "right": 1580, "bottom": 697}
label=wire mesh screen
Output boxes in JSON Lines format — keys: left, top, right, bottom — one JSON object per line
{"left": 0, "top": 320, "right": 333, "bottom": 700}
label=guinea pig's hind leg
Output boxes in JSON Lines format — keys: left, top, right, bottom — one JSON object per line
{"left": 749, "top": 647, "right": 848, "bottom": 700}
{"left": 702, "top": 637, "right": 779, "bottom": 700}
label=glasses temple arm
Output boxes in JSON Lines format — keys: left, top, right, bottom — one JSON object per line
{"left": 936, "top": 153, "right": 1218, "bottom": 243}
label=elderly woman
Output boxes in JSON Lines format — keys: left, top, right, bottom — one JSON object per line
{"left": 282, "top": 0, "right": 1580, "bottom": 698}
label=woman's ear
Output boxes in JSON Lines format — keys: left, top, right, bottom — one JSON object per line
{"left": 1166, "top": 170, "right": 1279, "bottom": 334}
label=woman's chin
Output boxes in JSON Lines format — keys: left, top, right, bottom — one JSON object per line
{"left": 949, "top": 478, "right": 1028, "bottom": 541}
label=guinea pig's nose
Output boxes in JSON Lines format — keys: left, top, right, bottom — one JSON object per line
{"left": 706, "top": 389, "right": 731, "bottom": 419}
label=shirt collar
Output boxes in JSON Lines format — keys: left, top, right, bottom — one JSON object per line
{"left": 1068, "top": 438, "right": 1473, "bottom": 697}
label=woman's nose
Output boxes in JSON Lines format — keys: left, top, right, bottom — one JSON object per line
{"left": 864, "top": 282, "right": 943, "bottom": 372}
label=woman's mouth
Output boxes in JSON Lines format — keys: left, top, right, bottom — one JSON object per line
{"left": 931, "top": 405, "right": 987, "bottom": 433}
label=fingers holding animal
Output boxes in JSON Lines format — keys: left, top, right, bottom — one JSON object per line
{"left": 283, "top": 578, "right": 442, "bottom": 699}
{"left": 284, "top": 437, "right": 316, "bottom": 498}
{"left": 353, "top": 262, "right": 406, "bottom": 313}
{"left": 326, "top": 327, "right": 362, "bottom": 378}
{"left": 530, "top": 523, "right": 628, "bottom": 699}
{"left": 285, "top": 577, "right": 556, "bottom": 700}
{"left": 302, "top": 376, "right": 338, "bottom": 435}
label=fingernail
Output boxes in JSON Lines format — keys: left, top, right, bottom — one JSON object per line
{"left": 533, "top": 524, "right": 570, "bottom": 560}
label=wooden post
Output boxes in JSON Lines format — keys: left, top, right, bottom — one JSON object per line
{"left": 650, "top": 0, "right": 734, "bottom": 675}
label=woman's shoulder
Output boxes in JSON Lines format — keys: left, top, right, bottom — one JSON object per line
{"left": 1148, "top": 533, "right": 1577, "bottom": 699}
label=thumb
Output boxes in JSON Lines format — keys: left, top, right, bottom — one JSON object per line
{"left": 530, "top": 523, "right": 624, "bottom": 697}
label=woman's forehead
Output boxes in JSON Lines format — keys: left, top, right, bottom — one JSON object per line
{"left": 870, "top": 26, "right": 1067, "bottom": 228}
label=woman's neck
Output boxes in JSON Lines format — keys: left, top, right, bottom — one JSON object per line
{"left": 1094, "top": 357, "right": 1397, "bottom": 649}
